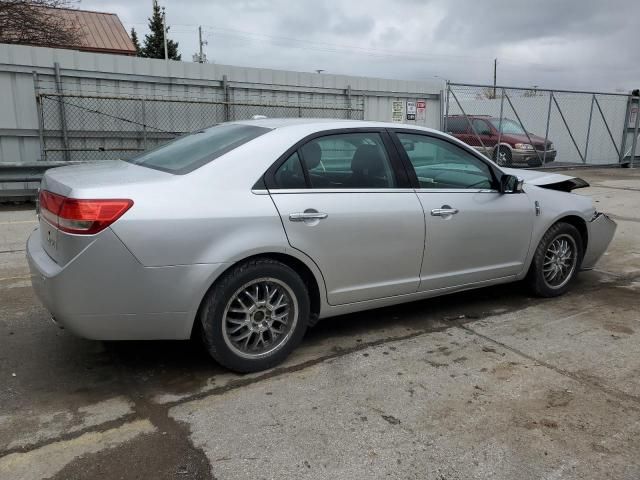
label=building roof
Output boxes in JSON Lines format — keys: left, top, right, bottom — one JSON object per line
{"left": 41, "top": 7, "right": 136, "bottom": 55}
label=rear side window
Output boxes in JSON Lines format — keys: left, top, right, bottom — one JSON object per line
{"left": 126, "top": 124, "right": 270, "bottom": 174}
{"left": 446, "top": 118, "right": 468, "bottom": 134}
{"left": 274, "top": 152, "right": 306, "bottom": 189}
{"left": 271, "top": 132, "right": 396, "bottom": 189}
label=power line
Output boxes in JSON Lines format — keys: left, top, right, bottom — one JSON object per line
{"left": 125, "top": 21, "right": 560, "bottom": 70}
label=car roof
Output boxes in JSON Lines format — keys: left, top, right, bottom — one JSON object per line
{"left": 230, "top": 117, "right": 441, "bottom": 134}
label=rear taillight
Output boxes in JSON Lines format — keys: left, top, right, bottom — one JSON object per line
{"left": 39, "top": 190, "right": 133, "bottom": 235}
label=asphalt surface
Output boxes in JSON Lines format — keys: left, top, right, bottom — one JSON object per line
{"left": 1, "top": 168, "right": 639, "bottom": 479}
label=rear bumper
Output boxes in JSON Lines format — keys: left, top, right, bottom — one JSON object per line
{"left": 581, "top": 213, "right": 617, "bottom": 270}
{"left": 27, "top": 227, "right": 228, "bottom": 340}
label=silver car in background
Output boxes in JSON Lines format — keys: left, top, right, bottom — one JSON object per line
{"left": 27, "top": 119, "right": 616, "bottom": 372}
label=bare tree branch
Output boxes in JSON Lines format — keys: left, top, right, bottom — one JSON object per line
{"left": 0, "top": 0, "right": 82, "bottom": 48}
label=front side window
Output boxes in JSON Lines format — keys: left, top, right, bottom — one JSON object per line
{"left": 489, "top": 118, "right": 526, "bottom": 135}
{"left": 473, "top": 119, "right": 492, "bottom": 135}
{"left": 396, "top": 133, "right": 495, "bottom": 190}
{"left": 273, "top": 132, "right": 396, "bottom": 189}
{"left": 127, "top": 124, "right": 270, "bottom": 174}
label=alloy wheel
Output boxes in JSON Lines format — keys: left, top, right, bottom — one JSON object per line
{"left": 222, "top": 278, "right": 298, "bottom": 359}
{"left": 542, "top": 234, "right": 578, "bottom": 289}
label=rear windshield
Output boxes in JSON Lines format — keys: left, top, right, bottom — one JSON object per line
{"left": 126, "top": 124, "right": 270, "bottom": 174}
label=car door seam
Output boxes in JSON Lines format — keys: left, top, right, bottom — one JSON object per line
{"left": 412, "top": 190, "right": 428, "bottom": 293}
{"left": 266, "top": 191, "right": 332, "bottom": 306}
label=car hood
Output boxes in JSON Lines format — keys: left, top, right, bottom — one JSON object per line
{"left": 502, "top": 168, "right": 590, "bottom": 192}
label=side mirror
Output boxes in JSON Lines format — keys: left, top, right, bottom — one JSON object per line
{"left": 500, "top": 174, "right": 524, "bottom": 194}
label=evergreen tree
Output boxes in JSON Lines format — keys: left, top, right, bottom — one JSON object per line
{"left": 141, "top": 1, "right": 181, "bottom": 60}
{"left": 130, "top": 28, "right": 142, "bottom": 56}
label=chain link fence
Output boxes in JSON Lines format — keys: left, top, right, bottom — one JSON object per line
{"left": 444, "top": 83, "right": 633, "bottom": 168}
{"left": 37, "top": 87, "right": 364, "bottom": 163}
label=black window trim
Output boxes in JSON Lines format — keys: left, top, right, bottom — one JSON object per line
{"left": 388, "top": 128, "right": 502, "bottom": 191}
{"left": 263, "top": 127, "right": 411, "bottom": 190}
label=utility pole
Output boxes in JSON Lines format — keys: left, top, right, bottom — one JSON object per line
{"left": 162, "top": 5, "right": 168, "bottom": 61}
{"left": 195, "top": 26, "right": 207, "bottom": 63}
{"left": 493, "top": 58, "right": 497, "bottom": 99}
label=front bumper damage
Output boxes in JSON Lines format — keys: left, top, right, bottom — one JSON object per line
{"left": 581, "top": 213, "right": 617, "bottom": 270}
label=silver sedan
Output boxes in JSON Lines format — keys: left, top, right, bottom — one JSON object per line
{"left": 27, "top": 119, "right": 616, "bottom": 372}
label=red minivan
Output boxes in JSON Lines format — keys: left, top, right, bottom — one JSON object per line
{"left": 446, "top": 115, "right": 556, "bottom": 166}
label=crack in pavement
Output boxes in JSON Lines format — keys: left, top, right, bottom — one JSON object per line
{"left": 3, "top": 269, "right": 640, "bottom": 470}
{"left": 591, "top": 183, "right": 640, "bottom": 192}
{"left": 0, "top": 413, "right": 140, "bottom": 457}
{"left": 457, "top": 322, "right": 640, "bottom": 410}
{"left": 608, "top": 214, "right": 640, "bottom": 224}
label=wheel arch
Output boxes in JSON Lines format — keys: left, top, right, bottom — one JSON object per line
{"left": 556, "top": 215, "right": 589, "bottom": 254}
{"left": 524, "top": 214, "right": 589, "bottom": 278}
{"left": 492, "top": 142, "right": 513, "bottom": 157}
{"left": 190, "top": 252, "right": 324, "bottom": 339}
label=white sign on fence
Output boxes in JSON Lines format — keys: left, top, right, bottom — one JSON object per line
{"left": 416, "top": 100, "right": 426, "bottom": 121}
{"left": 392, "top": 100, "right": 404, "bottom": 122}
{"left": 406, "top": 100, "right": 416, "bottom": 120}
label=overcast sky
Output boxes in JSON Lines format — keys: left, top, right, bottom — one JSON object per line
{"left": 79, "top": 0, "right": 638, "bottom": 92}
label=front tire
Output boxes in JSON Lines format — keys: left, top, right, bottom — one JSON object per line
{"left": 527, "top": 222, "right": 583, "bottom": 297}
{"left": 200, "top": 259, "right": 310, "bottom": 373}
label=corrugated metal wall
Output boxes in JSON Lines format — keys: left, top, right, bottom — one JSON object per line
{"left": 0, "top": 44, "right": 443, "bottom": 165}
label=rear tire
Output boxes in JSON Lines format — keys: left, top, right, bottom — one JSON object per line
{"left": 200, "top": 259, "right": 309, "bottom": 373}
{"left": 527, "top": 222, "right": 583, "bottom": 297}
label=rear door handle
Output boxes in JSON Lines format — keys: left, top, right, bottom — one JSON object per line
{"left": 289, "top": 211, "right": 328, "bottom": 222}
{"left": 431, "top": 207, "right": 459, "bottom": 217}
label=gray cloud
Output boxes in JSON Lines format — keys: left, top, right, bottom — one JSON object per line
{"left": 80, "top": 0, "right": 639, "bottom": 92}
{"left": 330, "top": 15, "right": 375, "bottom": 36}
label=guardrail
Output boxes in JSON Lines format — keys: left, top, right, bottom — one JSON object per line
{"left": 0, "top": 162, "right": 72, "bottom": 201}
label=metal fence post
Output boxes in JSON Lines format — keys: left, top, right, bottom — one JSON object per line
{"left": 542, "top": 91, "right": 553, "bottom": 165}
{"left": 584, "top": 94, "right": 595, "bottom": 163}
{"left": 439, "top": 90, "right": 444, "bottom": 130}
{"left": 443, "top": 82, "right": 450, "bottom": 132}
{"left": 496, "top": 88, "right": 505, "bottom": 162}
{"left": 33, "top": 71, "right": 46, "bottom": 162}
{"left": 619, "top": 95, "right": 632, "bottom": 164}
{"left": 141, "top": 98, "right": 148, "bottom": 150}
{"left": 346, "top": 84, "right": 352, "bottom": 120}
{"left": 630, "top": 97, "right": 640, "bottom": 168}
{"left": 53, "top": 62, "right": 70, "bottom": 162}
{"left": 222, "top": 75, "right": 230, "bottom": 121}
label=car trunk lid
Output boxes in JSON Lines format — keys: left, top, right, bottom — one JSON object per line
{"left": 38, "top": 160, "right": 171, "bottom": 265}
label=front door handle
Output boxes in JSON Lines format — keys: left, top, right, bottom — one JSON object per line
{"left": 431, "top": 206, "right": 459, "bottom": 217}
{"left": 289, "top": 211, "right": 328, "bottom": 222}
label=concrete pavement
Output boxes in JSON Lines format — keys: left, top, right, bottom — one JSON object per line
{"left": 1, "top": 168, "right": 639, "bottom": 479}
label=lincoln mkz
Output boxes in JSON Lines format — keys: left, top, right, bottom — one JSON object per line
{"left": 27, "top": 119, "right": 616, "bottom": 372}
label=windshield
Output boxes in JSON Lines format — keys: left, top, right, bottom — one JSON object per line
{"left": 489, "top": 118, "right": 526, "bottom": 135}
{"left": 126, "top": 124, "right": 270, "bottom": 174}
